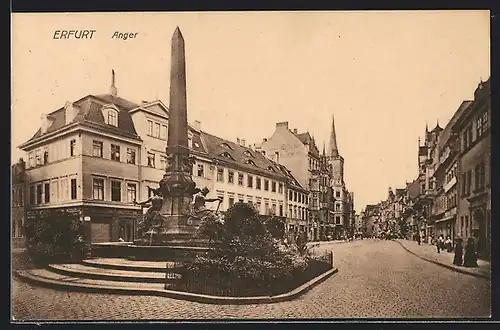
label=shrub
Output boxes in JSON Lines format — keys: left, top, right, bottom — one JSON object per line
{"left": 24, "top": 210, "right": 90, "bottom": 265}
{"left": 182, "top": 202, "right": 318, "bottom": 295}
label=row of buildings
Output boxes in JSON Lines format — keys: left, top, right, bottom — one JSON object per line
{"left": 11, "top": 72, "right": 355, "bottom": 244}
{"left": 360, "top": 78, "right": 491, "bottom": 260}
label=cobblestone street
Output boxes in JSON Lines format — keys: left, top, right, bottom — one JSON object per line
{"left": 12, "top": 239, "right": 491, "bottom": 320}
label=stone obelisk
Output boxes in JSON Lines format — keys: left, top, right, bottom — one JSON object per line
{"left": 159, "top": 27, "right": 197, "bottom": 238}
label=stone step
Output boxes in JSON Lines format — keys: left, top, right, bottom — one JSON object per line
{"left": 82, "top": 258, "right": 183, "bottom": 273}
{"left": 47, "top": 263, "right": 181, "bottom": 284}
{"left": 15, "top": 268, "right": 170, "bottom": 291}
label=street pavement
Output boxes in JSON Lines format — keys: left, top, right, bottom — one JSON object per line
{"left": 12, "top": 239, "right": 491, "bottom": 320}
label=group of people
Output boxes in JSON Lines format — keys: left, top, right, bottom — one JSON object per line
{"left": 435, "top": 234, "right": 478, "bottom": 268}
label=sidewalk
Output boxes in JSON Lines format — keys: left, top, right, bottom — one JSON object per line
{"left": 395, "top": 239, "right": 490, "bottom": 280}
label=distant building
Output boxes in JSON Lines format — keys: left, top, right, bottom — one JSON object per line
{"left": 12, "top": 159, "right": 27, "bottom": 248}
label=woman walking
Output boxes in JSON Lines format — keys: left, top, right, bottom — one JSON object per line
{"left": 463, "top": 237, "right": 478, "bottom": 267}
{"left": 453, "top": 237, "right": 463, "bottom": 266}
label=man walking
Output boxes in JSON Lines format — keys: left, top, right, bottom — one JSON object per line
{"left": 437, "top": 234, "right": 444, "bottom": 253}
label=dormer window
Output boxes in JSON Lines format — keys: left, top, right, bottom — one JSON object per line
{"left": 221, "top": 152, "right": 235, "bottom": 160}
{"left": 246, "top": 159, "right": 257, "bottom": 167}
{"left": 220, "top": 143, "right": 233, "bottom": 150}
{"left": 102, "top": 105, "right": 119, "bottom": 127}
{"left": 243, "top": 150, "right": 254, "bottom": 158}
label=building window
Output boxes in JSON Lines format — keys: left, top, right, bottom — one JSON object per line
{"left": 482, "top": 111, "right": 489, "bottom": 130}
{"left": 238, "top": 173, "right": 244, "bottom": 186}
{"left": 247, "top": 175, "right": 253, "bottom": 188}
{"left": 289, "top": 191, "right": 293, "bottom": 201}
{"left": 155, "top": 123, "right": 161, "bottom": 138}
{"left": 50, "top": 181, "right": 57, "bottom": 203}
{"left": 335, "top": 216, "right": 341, "bottom": 224}
{"left": 127, "top": 183, "right": 137, "bottom": 202}
{"left": 43, "top": 149, "right": 49, "bottom": 164}
{"left": 71, "top": 178, "right": 77, "bottom": 200}
{"left": 44, "top": 183, "right": 50, "bottom": 203}
{"left": 217, "top": 168, "right": 224, "bottom": 182}
{"left": 111, "top": 181, "right": 121, "bottom": 202}
{"left": 228, "top": 197, "right": 235, "bottom": 208}
{"left": 264, "top": 179, "right": 269, "bottom": 191}
{"left": 35, "top": 150, "right": 42, "bottom": 166}
{"left": 29, "top": 186, "right": 35, "bottom": 205}
{"left": 160, "top": 125, "right": 168, "bottom": 140}
{"left": 36, "top": 184, "right": 42, "bottom": 204}
{"left": 70, "top": 139, "right": 76, "bottom": 156}
{"left": 147, "top": 152, "right": 155, "bottom": 168}
{"left": 256, "top": 177, "right": 261, "bottom": 190}
{"left": 271, "top": 181, "right": 276, "bottom": 193}
{"left": 289, "top": 206, "right": 292, "bottom": 217}
{"left": 28, "top": 152, "right": 34, "bottom": 168}
{"left": 335, "top": 203, "right": 340, "bottom": 211}
{"left": 60, "top": 178, "right": 69, "bottom": 201}
{"left": 475, "top": 162, "right": 486, "bottom": 191}
{"left": 278, "top": 183, "right": 283, "bottom": 194}
{"left": 126, "top": 148, "right": 136, "bottom": 164}
{"left": 18, "top": 188, "right": 24, "bottom": 206}
{"left": 271, "top": 204, "right": 277, "bottom": 215}
{"left": 160, "top": 155, "right": 167, "bottom": 170}
{"left": 294, "top": 192, "right": 298, "bottom": 202}
{"left": 228, "top": 171, "right": 234, "bottom": 184}
{"left": 336, "top": 191, "right": 341, "bottom": 198}
{"left": 111, "top": 144, "right": 120, "bottom": 161}
{"left": 256, "top": 201, "right": 262, "bottom": 213}
{"left": 92, "top": 140, "right": 103, "bottom": 158}
{"left": 279, "top": 204, "right": 283, "bottom": 216}
{"left": 106, "top": 110, "right": 118, "bottom": 126}
{"left": 466, "top": 170, "right": 472, "bottom": 195}
{"left": 265, "top": 202, "right": 270, "bottom": 215}
{"left": 93, "top": 178, "right": 104, "bottom": 200}
{"left": 197, "top": 164, "right": 204, "bottom": 177}
{"left": 148, "top": 120, "right": 153, "bottom": 136}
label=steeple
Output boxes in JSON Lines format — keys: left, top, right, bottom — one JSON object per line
{"left": 329, "top": 114, "right": 339, "bottom": 157}
{"left": 110, "top": 69, "right": 117, "bottom": 96}
{"left": 425, "top": 121, "right": 429, "bottom": 133}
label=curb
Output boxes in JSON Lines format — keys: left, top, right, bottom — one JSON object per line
{"left": 14, "top": 267, "right": 338, "bottom": 305}
{"left": 394, "top": 240, "right": 490, "bottom": 280}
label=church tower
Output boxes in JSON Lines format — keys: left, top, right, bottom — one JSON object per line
{"left": 328, "top": 114, "right": 344, "bottom": 185}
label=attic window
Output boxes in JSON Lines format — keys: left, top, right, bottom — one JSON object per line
{"left": 104, "top": 108, "right": 119, "bottom": 127}
{"left": 221, "top": 152, "right": 235, "bottom": 160}
{"left": 243, "top": 150, "right": 254, "bottom": 158}
{"left": 220, "top": 143, "right": 233, "bottom": 150}
{"left": 246, "top": 159, "right": 257, "bottom": 167}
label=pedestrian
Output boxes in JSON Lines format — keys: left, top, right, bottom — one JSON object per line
{"left": 417, "top": 233, "right": 421, "bottom": 245}
{"left": 436, "top": 234, "right": 444, "bottom": 253}
{"left": 445, "top": 236, "right": 453, "bottom": 252}
{"left": 453, "top": 237, "right": 463, "bottom": 266}
{"left": 463, "top": 237, "right": 478, "bottom": 268}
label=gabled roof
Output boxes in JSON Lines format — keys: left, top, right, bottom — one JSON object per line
{"left": 21, "top": 94, "right": 142, "bottom": 148}
{"left": 200, "top": 131, "right": 289, "bottom": 180}
{"left": 406, "top": 179, "right": 421, "bottom": 199}
{"left": 438, "top": 100, "right": 473, "bottom": 151}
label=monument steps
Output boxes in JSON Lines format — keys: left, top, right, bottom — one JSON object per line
{"left": 46, "top": 262, "right": 181, "bottom": 284}
{"left": 82, "top": 258, "right": 182, "bottom": 273}
{"left": 16, "top": 268, "right": 170, "bottom": 291}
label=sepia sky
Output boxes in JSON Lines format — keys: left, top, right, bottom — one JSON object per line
{"left": 11, "top": 11, "right": 490, "bottom": 212}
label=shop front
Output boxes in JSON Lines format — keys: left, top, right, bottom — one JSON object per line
{"left": 82, "top": 205, "right": 141, "bottom": 243}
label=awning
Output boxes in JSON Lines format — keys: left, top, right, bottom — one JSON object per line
{"left": 435, "top": 215, "right": 456, "bottom": 224}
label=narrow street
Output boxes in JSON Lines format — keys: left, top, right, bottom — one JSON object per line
{"left": 12, "top": 239, "right": 491, "bottom": 320}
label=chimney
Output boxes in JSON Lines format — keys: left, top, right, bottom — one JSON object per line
{"left": 293, "top": 129, "right": 298, "bottom": 134}
{"left": 276, "top": 121, "right": 289, "bottom": 129}
{"left": 263, "top": 138, "right": 268, "bottom": 142}
{"left": 40, "top": 113, "right": 51, "bottom": 134}
{"left": 236, "top": 137, "right": 240, "bottom": 145}
{"left": 193, "top": 120, "right": 201, "bottom": 131}
{"left": 65, "top": 101, "right": 79, "bottom": 125}
{"left": 275, "top": 151, "right": 280, "bottom": 164}
{"left": 141, "top": 100, "right": 149, "bottom": 104}
{"left": 241, "top": 139, "right": 246, "bottom": 147}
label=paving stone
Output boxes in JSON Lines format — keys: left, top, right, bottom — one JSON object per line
{"left": 12, "top": 240, "right": 491, "bottom": 320}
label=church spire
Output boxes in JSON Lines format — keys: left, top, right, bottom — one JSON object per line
{"left": 329, "top": 114, "right": 339, "bottom": 157}
{"left": 322, "top": 142, "right": 326, "bottom": 156}
{"left": 110, "top": 69, "right": 117, "bottom": 96}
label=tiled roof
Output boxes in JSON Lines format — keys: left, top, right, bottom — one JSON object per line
{"left": 200, "top": 131, "right": 290, "bottom": 181}
{"left": 21, "top": 94, "right": 142, "bottom": 147}
{"left": 395, "top": 188, "right": 406, "bottom": 196}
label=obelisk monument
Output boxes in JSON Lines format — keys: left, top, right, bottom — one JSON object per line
{"left": 158, "top": 27, "right": 197, "bottom": 238}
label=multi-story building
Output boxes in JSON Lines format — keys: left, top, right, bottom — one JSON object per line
{"left": 362, "top": 204, "right": 380, "bottom": 238}
{"left": 431, "top": 101, "right": 472, "bottom": 240}
{"left": 18, "top": 73, "right": 308, "bottom": 244}
{"left": 12, "top": 158, "right": 27, "bottom": 248}
{"left": 452, "top": 78, "right": 490, "bottom": 260}
{"left": 403, "top": 178, "right": 421, "bottom": 240}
